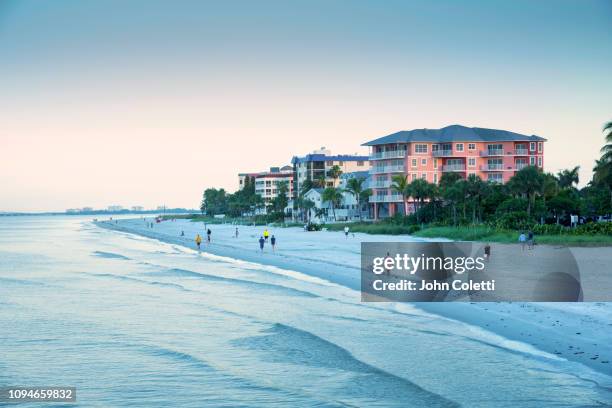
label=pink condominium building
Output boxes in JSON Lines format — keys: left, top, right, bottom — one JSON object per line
{"left": 362, "top": 125, "right": 546, "bottom": 219}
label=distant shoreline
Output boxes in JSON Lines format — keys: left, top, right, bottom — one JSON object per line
{"left": 0, "top": 210, "right": 196, "bottom": 217}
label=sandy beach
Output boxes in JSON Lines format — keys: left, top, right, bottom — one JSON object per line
{"left": 97, "top": 217, "right": 612, "bottom": 378}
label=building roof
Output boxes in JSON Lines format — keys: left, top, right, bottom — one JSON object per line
{"left": 362, "top": 124, "right": 547, "bottom": 146}
{"left": 340, "top": 171, "right": 370, "bottom": 180}
{"left": 304, "top": 188, "right": 324, "bottom": 196}
{"left": 255, "top": 172, "right": 293, "bottom": 179}
{"left": 291, "top": 154, "right": 369, "bottom": 164}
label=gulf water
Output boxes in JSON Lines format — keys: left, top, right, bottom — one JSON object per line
{"left": 1, "top": 216, "right": 610, "bottom": 407}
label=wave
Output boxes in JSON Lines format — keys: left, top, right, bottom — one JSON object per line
{"left": 234, "top": 323, "right": 459, "bottom": 407}
{"left": 92, "top": 251, "right": 131, "bottom": 260}
{"left": 145, "top": 267, "right": 320, "bottom": 299}
{"left": 0, "top": 277, "right": 46, "bottom": 286}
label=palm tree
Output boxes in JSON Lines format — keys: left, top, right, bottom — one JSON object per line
{"left": 391, "top": 175, "right": 410, "bottom": 215}
{"left": 302, "top": 198, "right": 316, "bottom": 223}
{"left": 439, "top": 173, "right": 464, "bottom": 225}
{"left": 407, "top": 178, "right": 431, "bottom": 223}
{"left": 556, "top": 166, "right": 580, "bottom": 189}
{"left": 601, "top": 121, "right": 612, "bottom": 161}
{"left": 593, "top": 158, "right": 612, "bottom": 213}
{"left": 314, "top": 175, "right": 327, "bottom": 188}
{"left": 542, "top": 172, "right": 560, "bottom": 223}
{"left": 345, "top": 177, "right": 369, "bottom": 220}
{"left": 328, "top": 165, "right": 343, "bottom": 186}
{"left": 465, "top": 174, "right": 488, "bottom": 223}
{"left": 322, "top": 187, "right": 343, "bottom": 221}
{"left": 507, "top": 166, "right": 545, "bottom": 218}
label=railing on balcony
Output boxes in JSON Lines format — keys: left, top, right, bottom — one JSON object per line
{"left": 481, "top": 164, "right": 504, "bottom": 171}
{"left": 432, "top": 150, "right": 453, "bottom": 157}
{"left": 371, "top": 165, "right": 405, "bottom": 174}
{"left": 514, "top": 149, "right": 529, "bottom": 155}
{"left": 369, "top": 194, "right": 404, "bottom": 203}
{"left": 480, "top": 149, "right": 505, "bottom": 157}
{"left": 515, "top": 163, "right": 528, "bottom": 171}
{"left": 442, "top": 164, "right": 466, "bottom": 172}
{"left": 369, "top": 180, "right": 392, "bottom": 189}
{"left": 369, "top": 150, "right": 407, "bottom": 160}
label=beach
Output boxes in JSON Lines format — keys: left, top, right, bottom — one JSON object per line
{"left": 98, "top": 217, "right": 612, "bottom": 378}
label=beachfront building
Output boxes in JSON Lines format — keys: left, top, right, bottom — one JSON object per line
{"left": 253, "top": 166, "right": 294, "bottom": 206}
{"left": 301, "top": 171, "right": 371, "bottom": 223}
{"left": 291, "top": 147, "right": 369, "bottom": 197}
{"left": 363, "top": 124, "right": 546, "bottom": 219}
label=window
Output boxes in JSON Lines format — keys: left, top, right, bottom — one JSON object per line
{"left": 538, "top": 156, "right": 542, "bottom": 167}
{"left": 530, "top": 142, "right": 536, "bottom": 151}
{"left": 433, "top": 173, "right": 438, "bottom": 184}
{"left": 357, "top": 161, "right": 364, "bottom": 166}
{"left": 468, "top": 143, "right": 476, "bottom": 150}
{"left": 421, "top": 173, "right": 427, "bottom": 180}
{"left": 433, "top": 158, "right": 438, "bottom": 169}
{"left": 468, "top": 158, "right": 476, "bottom": 167}
{"left": 414, "top": 144, "right": 428, "bottom": 153}
{"left": 411, "top": 173, "right": 417, "bottom": 181}
{"left": 487, "top": 173, "right": 503, "bottom": 183}
{"left": 412, "top": 158, "right": 417, "bottom": 167}
{"left": 538, "top": 142, "right": 543, "bottom": 152}
{"left": 326, "top": 161, "right": 333, "bottom": 166}
{"left": 530, "top": 156, "right": 536, "bottom": 165}
{"left": 421, "top": 158, "right": 427, "bottom": 166}
{"left": 456, "top": 143, "right": 464, "bottom": 152}
{"left": 338, "top": 161, "right": 344, "bottom": 166}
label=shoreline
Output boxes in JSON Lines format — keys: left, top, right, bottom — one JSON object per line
{"left": 96, "top": 218, "right": 612, "bottom": 378}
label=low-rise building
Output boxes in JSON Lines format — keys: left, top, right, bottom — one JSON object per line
{"left": 291, "top": 147, "right": 369, "bottom": 197}
{"left": 254, "top": 166, "right": 294, "bottom": 206}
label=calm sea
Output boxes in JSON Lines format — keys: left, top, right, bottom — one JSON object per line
{"left": 0, "top": 216, "right": 610, "bottom": 407}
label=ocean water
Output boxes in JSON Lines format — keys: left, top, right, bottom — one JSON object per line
{"left": 1, "top": 216, "right": 611, "bottom": 407}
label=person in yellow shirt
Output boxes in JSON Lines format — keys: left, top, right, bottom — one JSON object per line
{"left": 195, "top": 234, "right": 202, "bottom": 250}
{"left": 263, "top": 229, "right": 270, "bottom": 241}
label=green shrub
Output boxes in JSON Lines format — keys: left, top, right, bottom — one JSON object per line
{"left": 495, "top": 211, "right": 532, "bottom": 230}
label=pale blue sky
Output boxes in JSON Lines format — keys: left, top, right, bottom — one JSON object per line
{"left": 1, "top": 0, "right": 611, "bottom": 211}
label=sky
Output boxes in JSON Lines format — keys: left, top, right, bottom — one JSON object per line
{"left": 1, "top": 0, "right": 611, "bottom": 212}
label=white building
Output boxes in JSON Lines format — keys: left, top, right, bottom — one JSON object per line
{"left": 291, "top": 148, "right": 369, "bottom": 197}
{"left": 301, "top": 171, "right": 371, "bottom": 223}
{"left": 254, "top": 166, "right": 294, "bottom": 206}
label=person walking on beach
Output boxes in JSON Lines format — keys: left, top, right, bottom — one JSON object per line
{"left": 527, "top": 230, "right": 534, "bottom": 250}
{"left": 263, "top": 229, "right": 270, "bottom": 241}
{"left": 195, "top": 234, "right": 202, "bottom": 250}
{"left": 181, "top": 230, "right": 185, "bottom": 237}
{"left": 484, "top": 243, "right": 491, "bottom": 261}
{"left": 271, "top": 235, "right": 276, "bottom": 252}
{"left": 207, "top": 229, "right": 212, "bottom": 244}
{"left": 519, "top": 231, "right": 527, "bottom": 251}
{"left": 259, "top": 236, "right": 265, "bottom": 252}
{"left": 235, "top": 227, "right": 239, "bottom": 238}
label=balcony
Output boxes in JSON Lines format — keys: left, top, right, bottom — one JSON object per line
{"left": 480, "top": 164, "right": 504, "bottom": 171}
{"left": 432, "top": 150, "right": 453, "bottom": 157}
{"left": 514, "top": 148, "right": 529, "bottom": 156}
{"left": 370, "top": 150, "right": 407, "bottom": 160}
{"left": 480, "top": 149, "right": 505, "bottom": 157}
{"left": 369, "top": 180, "right": 392, "bottom": 189}
{"left": 369, "top": 193, "right": 404, "bottom": 203}
{"left": 442, "top": 164, "right": 466, "bottom": 172}
{"left": 515, "top": 163, "right": 528, "bottom": 171}
{"left": 371, "top": 165, "right": 405, "bottom": 174}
